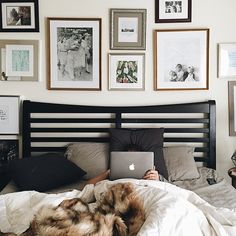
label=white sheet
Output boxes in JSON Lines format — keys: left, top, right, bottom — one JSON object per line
{"left": 1, "top": 179, "right": 236, "bottom": 236}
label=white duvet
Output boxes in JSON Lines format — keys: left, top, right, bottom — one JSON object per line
{"left": 0, "top": 179, "right": 236, "bottom": 236}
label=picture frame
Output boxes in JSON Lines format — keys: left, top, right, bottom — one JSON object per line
{"left": 0, "top": 95, "right": 19, "bottom": 134}
{"left": 0, "top": 0, "right": 39, "bottom": 32}
{"left": 0, "top": 39, "right": 39, "bottom": 81}
{"left": 0, "top": 139, "right": 18, "bottom": 166}
{"left": 218, "top": 43, "right": 236, "bottom": 78}
{"left": 155, "top": 0, "right": 192, "bottom": 23}
{"left": 47, "top": 17, "right": 101, "bottom": 90}
{"left": 228, "top": 81, "right": 236, "bottom": 136}
{"left": 110, "top": 9, "right": 146, "bottom": 50}
{"left": 154, "top": 29, "right": 209, "bottom": 91}
{"left": 108, "top": 53, "right": 145, "bottom": 91}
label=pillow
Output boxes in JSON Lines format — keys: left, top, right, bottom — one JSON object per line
{"left": 9, "top": 153, "right": 86, "bottom": 192}
{"left": 65, "top": 142, "right": 109, "bottom": 180}
{"left": 109, "top": 128, "right": 168, "bottom": 179}
{"left": 163, "top": 146, "right": 200, "bottom": 181}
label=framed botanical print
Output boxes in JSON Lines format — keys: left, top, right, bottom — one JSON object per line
{"left": 0, "top": 0, "right": 39, "bottom": 32}
{"left": 110, "top": 9, "right": 146, "bottom": 50}
{"left": 154, "top": 29, "right": 209, "bottom": 91}
{"left": 0, "top": 39, "right": 39, "bottom": 81}
{"left": 108, "top": 53, "right": 145, "bottom": 91}
{"left": 47, "top": 18, "right": 101, "bottom": 90}
{"left": 0, "top": 139, "right": 18, "bottom": 166}
{"left": 155, "top": 0, "right": 192, "bottom": 23}
{"left": 218, "top": 43, "right": 236, "bottom": 78}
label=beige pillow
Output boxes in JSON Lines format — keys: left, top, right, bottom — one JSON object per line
{"left": 163, "top": 146, "right": 200, "bottom": 181}
{"left": 65, "top": 142, "right": 109, "bottom": 180}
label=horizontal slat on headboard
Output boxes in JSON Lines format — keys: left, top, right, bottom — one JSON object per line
{"left": 22, "top": 100, "right": 216, "bottom": 169}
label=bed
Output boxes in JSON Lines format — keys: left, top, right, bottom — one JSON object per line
{"left": 1, "top": 99, "right": 236, "bottom": 236}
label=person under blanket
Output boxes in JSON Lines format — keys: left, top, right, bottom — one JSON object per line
{"left": 86, "top": 168, "right": 164, "bottom": 185}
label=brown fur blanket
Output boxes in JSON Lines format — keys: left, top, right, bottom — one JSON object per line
{"left": 1, "top": 183, "right": 145, "bottom": 236}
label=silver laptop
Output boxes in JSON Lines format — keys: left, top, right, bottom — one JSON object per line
{"left": 110, "top": 151, "right": 154, "bottom": 180}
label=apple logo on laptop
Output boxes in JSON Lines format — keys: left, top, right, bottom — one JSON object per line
{"left": 129, "top": 163, "right": 135, "bottom": 171}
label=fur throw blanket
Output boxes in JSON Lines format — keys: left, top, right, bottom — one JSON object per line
{"left": 1, "top": 183, "right": 145, "bottom": 236}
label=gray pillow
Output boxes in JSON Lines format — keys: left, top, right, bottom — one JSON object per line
{"left": 65, "top": 142, "right": 109, "bottom": 180}
{"left": 163, "top": 146, "right": 200, "bottom": 181}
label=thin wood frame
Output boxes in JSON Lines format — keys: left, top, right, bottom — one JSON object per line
{"left": 154, "top": 28, "right": 209, "bottom": 91}
{"left": 47, "top": 17, "right": 102, "bottom": 91}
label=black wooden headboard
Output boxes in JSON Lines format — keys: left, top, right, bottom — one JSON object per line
{"left": 22, "top": 100, "right": 216, "bottom": 169}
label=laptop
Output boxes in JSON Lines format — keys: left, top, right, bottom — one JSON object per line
{"left": 109, "top": 151, "right": 154, "bottom": 180}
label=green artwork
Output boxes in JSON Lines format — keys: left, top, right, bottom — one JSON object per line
{"left": 116, "top": 60, "right": 138, "bottom": 83}
{"left": 12, "top": 50, "right": 29, "bottom": 72}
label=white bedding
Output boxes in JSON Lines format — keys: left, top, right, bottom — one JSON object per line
{"left": 1, "top": 179, "right": 236, "bottom": 236}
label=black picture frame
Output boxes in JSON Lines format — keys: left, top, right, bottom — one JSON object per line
{"left": 155, "top": 0, "right": 192, "bottom": 23}
{"left": 0, "top": 0, "right": 39, "bottom": 32}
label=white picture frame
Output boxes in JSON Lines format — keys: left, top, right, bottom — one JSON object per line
{"left": 109, "top": 53, "right": 145, "bottom": 91}
{"left": 218, "top": 43, "right": 236, "bottom": 78}
{"left": 48, "top": 18, "right": 101, "bottom": 90}
{"left": 5, "top": 44, "right": 34, "bottom": 77}
{"left": 0, "top": 96, "right": 19, "bottom": 134}
{"left": 154, "top": 29, "right": 209, "bottom": 91}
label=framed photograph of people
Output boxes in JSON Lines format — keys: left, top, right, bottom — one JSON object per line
{"left": 218, "top": 43, "right": 236, "bottom": 78}
{"left": 228, "top": 81, "right": 236, "bottom": 136}
{"left": 0, "top": 95, "right": 19, "bottom": 134}
{"left": 155, "top": 0, "right": 192, "bottom": 23}
{"left": 47, "top": 18, "right": 101, "bottom": 90}
{"left": 154, "top": 29, "right": 209, "bottom": 91}
{"left": 0, "top": 0, "right": 39, "bottom": 32}
{"left": 108, "top": 53, "right": 145, "bottom": 91}
{"left": 110, "top": 9, "right": 146, "bottom": 50}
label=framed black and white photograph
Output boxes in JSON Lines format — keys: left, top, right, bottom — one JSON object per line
{"left": 154, "top": 29, "right": 209, "bottom": 91}
{"left": 109, "top": 53, "right": 145, "bottom": 90}
{"left": 229, "top": 81, "right": 236, "bottom": 136}
{"left": 110, "top": 9, "right": 146, "bottom": 50}
{"left": 0, "top": 96, "right": 19, "bottom": 134}
{"left": 0, "top": 139, "right": 18, "bottom": 166}
{"left": 47, "top": 18, "right": 101, "bottom": 90}
{"left": 155, "top": 0, "right": 192, "bottom": 23}
{"left": 0, "top": 39, "right": 39, "bottom": 81}
{"left": 218, "top": 43, "right": 236, "bottom": 78}
{"left": 0, "top": 0, "right": 39, "bottom": 32}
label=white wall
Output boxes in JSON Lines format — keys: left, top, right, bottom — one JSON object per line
{"left": 0, "top": 0, "right": 236, "bottom": 180}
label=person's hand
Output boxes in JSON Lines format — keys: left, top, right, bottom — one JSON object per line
{"left": 143, "top": 169, "right": 159, "bottom": 181}
{"left": 86, "top": 170, "right": 110, "bottom": 185}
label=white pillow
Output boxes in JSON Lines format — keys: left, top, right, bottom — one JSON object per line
{"left": 163, "top": 146, "right": 200, "bottom": 181}
{"left": 65, "top": 142, "right": 109, "bottom": 180}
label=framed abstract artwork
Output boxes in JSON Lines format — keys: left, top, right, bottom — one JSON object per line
{"left": 108, "top": 53, "right": 145, "bottom": 90}
{"left": 218, "top": 43, "right": 236, "bottom": 78}
{"left": 229, "top": 81, "right": 236, "bottom": 136}
{"left": 110, "top": 9, "right": 146, "bottom": 50}
{"left": 154, "top": 29, "right": 209, "bottom": 91}
{"left": 0, "top": 0, "right": 39, "bottom": 32}
{"left": 0, "top": 39, "right": 39, "bottom": 81}
{"left": 47, "top": 18, "right": 101, "bottom": 90}
{"left": 155, "top": 0, "right": 192, "bottom": 23}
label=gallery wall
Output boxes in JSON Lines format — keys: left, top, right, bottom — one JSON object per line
{"left": 0, "top": 0, "right": 235, "bottom": 180}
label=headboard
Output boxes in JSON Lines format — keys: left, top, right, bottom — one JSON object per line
{"left": 22, "top": 100, "right": 216, "bottom": 169}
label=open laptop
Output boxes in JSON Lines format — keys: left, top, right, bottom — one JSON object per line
{"left": 110, "top": 151, "right": 154, "bottom": 180}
